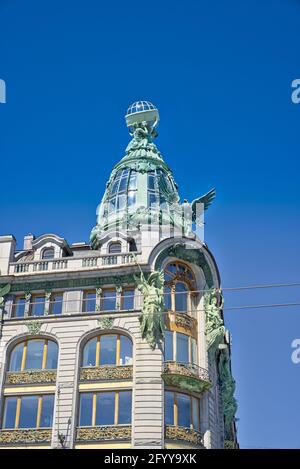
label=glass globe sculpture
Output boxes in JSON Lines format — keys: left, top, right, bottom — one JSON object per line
{"left": 125, "top": 100, "right": 159, "bottom": 131}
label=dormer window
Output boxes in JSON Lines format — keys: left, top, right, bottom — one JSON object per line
{"left": 42, "top": 248, "right": 55, "bottom": 260}
{"left": 109, "top": 242, "right": 122, "bottom": 254}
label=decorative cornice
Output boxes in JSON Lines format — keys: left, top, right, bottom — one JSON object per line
{"left": 80, "top": 365, "right": 132, "bottom": 382}
{"left": 76, "top": 425, "right": 131, "bottom": 442}
{"left": 4, "top": 273, "right": 137, "bottom": 294}
{"left": 0, "top": 429, "right": 52, "bottom": 445}
{"left": 6, "top": 370, "right": 57, "bottom": 385}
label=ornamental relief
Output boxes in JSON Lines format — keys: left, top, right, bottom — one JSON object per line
{"left": 6, "top": 370, "right": 57, "bottom": 385}
{"left": 165, "top": 425, "right": 204, "bottom": 447}
{"left": 0, "top": 429, "right": 51, "bottom": 445}
{"left": 80, "top": 365, "right": 133, "bottom": 382}
{"left": 76, "top": 425, "right": 131, "bottom": 442}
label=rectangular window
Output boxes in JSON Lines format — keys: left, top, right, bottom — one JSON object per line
{"left": 96, "top": 392, "right": 115, "bottom": 425}
{"left": 164, "top": 331, "right": 174, "bottom": 361}
{"left": 118, "top": 391, "right": 132, "bottom": 424}
{"left": 19, "top": 396, "right": 39, "bottom": 428}
{"left": 79, "top": 393, "right": 93, "bottom": 426}
{"left": 177, "top": 393, "right": 191, "bottom": 428}
{"left": 13, "top": 297, "right": 26, "bottom": 318}
{"left": 176, "top": 333, "right": 189, "bottom": 364}
{"left": 164, "top": 391, "right": 174, "bottom": 425}
{"left": 83, "top": 291, "right": 96, "bottom": 313}
{"left": 40, "top": 395, "right": 54, "bottom": 428}
{"left": 192, "top": 397, "right": 200, "bottom": 431}
{"left": 122, "top": 289, "right": 134, "bottom": 310}
{"left": 30, "top": 296, "right": 45, "bottom": 317}
{"left": 191, "top": 338, "right": 198, "bottom": 365}
{"left": 102, "top": 290, "right": 116, "bottom": 311}
{"left": 3, "top": 397, "right": 17, "bottom": 429}
{"left": 50, "top": 294, "right": 63, "bottom": 315}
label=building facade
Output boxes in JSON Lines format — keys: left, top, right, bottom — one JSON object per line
{"left": 0, "top": 101, "right": 237, "bottom": 449}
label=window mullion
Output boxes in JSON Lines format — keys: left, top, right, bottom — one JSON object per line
{"left": 114, "top": 392, "right": 119, "bottom": 425}
{"left": 37, "top": 396, "right": 43, "bottom": 428}
{"left": 92, "top": 393, "right": 97, "bottom": 426}
{"left": 173, "top": 332, "right": 177, "bottom": 362}
{"left": 96, "top": 337, "right": 100, "bottom": 367}
{"left": 116, "top": 336, "right": 120, "bottom": 366}
{"left": 15, "top": 397, "right": 21, "bottom": 429}
{"left": 42, "top": 340, "right": 48, "bottom": 370}
{"left": 174, "top": 393, "right": 178, "bottom": 426}
{"left": 21, "top": 342, "right": 27, "bottom": 371}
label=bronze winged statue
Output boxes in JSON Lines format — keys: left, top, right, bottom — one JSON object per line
{"left": 135, "top": 270, "right": 165, "bottom": 350}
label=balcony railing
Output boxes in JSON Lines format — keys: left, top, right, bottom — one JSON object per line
{"left": 165, "top": 425, "right": 204, "bottom": 448}
{"left": 0, "top": 429, "right": 52, "bottom": 446}
{"left": 80, "top": 365, "right": 133, "bottom": 382}
{"left": 162, "top": 361, "right": 212, "bottom": 394}
{"left": 10, "top": 252, "right": 141, "bottom": 275}
{"left": 76, "top": 425, "right": 131, "bottom": 442}
{"left": 6, "top": 370, "right": 57, "bottom": 385}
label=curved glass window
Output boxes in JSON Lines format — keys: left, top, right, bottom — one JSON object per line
{"left": 164, "top": 391, "right": 201, "bottom": 431}
{"left": 9, "top": 339, "right": 58, "bottom": 371}
{"left": 175, "top": 282, "right": 188, "bottom": 312}
{"left": 42, "top": 248, "right": 55, "bottom": 260}
{"left": 79, "top": 391, "right": 132, "bottom": 426}
{"left": 164, "top": 261, "right": 196, "bottom": 314}
{"left": 164, "top": 331, "right": 198, "bottom": 365}
{"left": 106, "top": 169, "right": 138, "bottom": 216}
{"left": 82, "top": 334, "right": 132, "bottom": 367}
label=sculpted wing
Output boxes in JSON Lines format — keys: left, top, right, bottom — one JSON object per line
{"left": 191, "top": 188, "right": 216, "bottom": 221}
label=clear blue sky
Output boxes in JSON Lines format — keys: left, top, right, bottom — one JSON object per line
{"left": 1, "top": 0, "right": 300, "bottom": 448}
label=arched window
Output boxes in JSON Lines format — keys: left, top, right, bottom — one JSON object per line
{"left": 9, "top": 339, "right": 58, "bottom": 371}
{"left": 82, "top": 334, "right": 132, "bottom": 367}
{"left": 164, "top": 261, "right": 196, "bottom": 314}
{"left": 42, "top": 248, "right": 55, "bottom": 259}
{"left": 109, "top": 242, "right": 122, "bottom": 254}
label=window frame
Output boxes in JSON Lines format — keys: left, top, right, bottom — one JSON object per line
{"left": 2, "top": 394, "right": 55, "bottom": 429}
{"left": 8, "top": 339, "right": 58, "bottom": 372}
{"left": 41, "top": 247, "right": 55, "bottom": 260}
{"left": 164, "top": 391, "right": 201, "bottom": 432}
{"left": 78, "top": 390, "right": 132, "bottom": 427}
{"left": 81, "top": 334, "right": 133, "bottom": 368}
{"left": 164, "top": 261, "right": 196, "bottom": 315}
{"left": 164, "top": 331, "right": 198, "bottom": 365}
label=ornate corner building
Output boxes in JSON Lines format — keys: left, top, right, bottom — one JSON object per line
{"left": 0, "top": 101, "right": 238, "bottom": 449}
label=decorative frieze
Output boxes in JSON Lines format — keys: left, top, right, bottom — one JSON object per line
{"left": 6, "top": 370, "right": 57, "bottom": 385}
{"left": 80, "top": 365, "right": 132, "bottom": 382}
{"left": 174, "top": 313, "right": 196, "bottom": 332}
{"left": 76, "top": 425, "right": 131, "bottom": 442}
{"left": 165, "top": 425, "right": 204, "bottom": 447}
{"left": 162, "top": 362, "right": 211, "bottom": 394}
{"left": 0, "top": 429, "right": 52, "bottom": 445}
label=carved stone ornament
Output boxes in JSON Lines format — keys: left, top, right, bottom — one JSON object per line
{"left": 6, "top": 370, "right": 56, "bottom": 385}
{"left": 27, "top": 320, "right": 42, "bottom": 335}
{"left": 97, "top": 317, "right": 114, "bottom": 330}
{"left": 0, "top": 429, "right": 51, "bottom": 445}
{"left": 165, "top": 426, "right": 204, "bottom": 447}
{"left": 80, "top": 365, "right": 132, "bottom": 382}
{"left": 174, "top": 313, "right": 196, "bottom": 332}
{"left": 76, "top": 425, "right": 131, "bottom": 442}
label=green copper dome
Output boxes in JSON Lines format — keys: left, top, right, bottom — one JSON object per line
{"left": 90, "top": 101, "right": 216, "bottom": 249}
{"left": 90, "top": 102, "right": 181, "bottom": 249}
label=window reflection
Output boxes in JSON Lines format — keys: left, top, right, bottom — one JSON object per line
{"left": 82, "top": 334, "right": 133, "bottom": 367}
{"left": 3, "top": 395, "right": 55, "bottom": 429}
{"left": 79, "top": 391, "right": 132, "bottom": 427}
{"left": 9, "top": 339, "right": 58, "bottom": 371}
{"left": 30, "top": 296, "right": 45, "bottom": 317}
{"left": 164, "top": 392, "right": 201, "bottom": 431}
